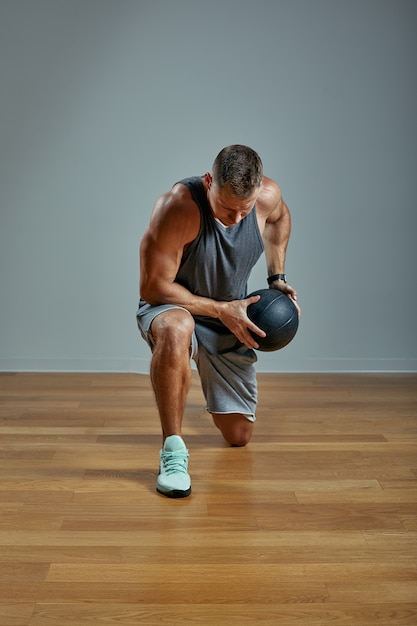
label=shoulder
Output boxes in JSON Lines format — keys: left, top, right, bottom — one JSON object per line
{"left": 153, "top": 181, "right": 200, "bottom": 217}
{"left": 146, "top": 180, "right": 201, "bottom": 244}
{"left": 258, "top": 176, "right": 282, "bottom": 208}
{"left": 256, "top": 176, "right": 285, "bottom": 222}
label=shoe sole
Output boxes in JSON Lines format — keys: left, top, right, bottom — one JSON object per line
{"left": 157, "top": 486, "right": 191, "bottom": 499}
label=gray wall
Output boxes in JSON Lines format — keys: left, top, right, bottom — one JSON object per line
{"left": 0, "top": 0, "right": 416, "bottom": 373}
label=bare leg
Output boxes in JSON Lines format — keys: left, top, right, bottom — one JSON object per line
{"left": 211, "top": 412, "right": 254, "bottom": 447}
{"left": 149, "top": 309, "right": 195, "bottom": 443}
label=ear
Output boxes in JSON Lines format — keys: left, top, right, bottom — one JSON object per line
{"left": 204, "top": 172, "right": 213, "bottom": 188}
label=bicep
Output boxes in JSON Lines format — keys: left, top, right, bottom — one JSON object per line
{"left": 139, "top": 190, "right": 199, "bottom": 300}
{"left": 140, "top": 228, "right": 182, "bottom": 292}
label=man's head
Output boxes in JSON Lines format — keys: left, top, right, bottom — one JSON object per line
{"left": 205, "top": 145, "right": 263, "bottom": 227}
{"left": 212, "top": 145, "right": 263, "bottom": 199}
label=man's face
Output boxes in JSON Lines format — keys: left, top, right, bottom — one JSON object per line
{"left": 207, "top": 180, "right": 259, "bottom": 227}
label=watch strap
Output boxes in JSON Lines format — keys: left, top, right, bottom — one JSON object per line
{"left": 267, "top": 273, "right": 287, "bottom": 285}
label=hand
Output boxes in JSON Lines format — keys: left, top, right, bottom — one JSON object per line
{"left": 270, "top": 281, "right": 301, "bottom": 319}
{"left": 216, "top": 295, "right": 266, "bottom": 349}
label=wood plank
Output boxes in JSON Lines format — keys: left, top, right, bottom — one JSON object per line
{"left": 45, "top": 562, "right": 417, "bottom": 584}
{"left": 327, "top": 581, "right": 417, "bottom": 603}
{"left": 0, "top": 581, "right": 330, "bottom": 604}
{"left": 0, "top": 604, "right": 35, "bottom": 626}
{"left": 26, "top": 603, "right": 417, "bottom": 626}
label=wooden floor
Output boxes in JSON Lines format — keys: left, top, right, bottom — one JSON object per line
{"left": 0, "top": 372, "right": 416, "bottom": 625}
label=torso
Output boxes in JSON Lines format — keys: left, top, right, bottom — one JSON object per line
{"left": 174, "top": 176, "right": 265, "bottom": 302}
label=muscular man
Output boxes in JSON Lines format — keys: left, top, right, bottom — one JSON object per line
{"left": 137, "top": 145, "right": 299, "bottom": 498}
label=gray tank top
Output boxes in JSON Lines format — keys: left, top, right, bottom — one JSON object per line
{"left": 176, "top": 176, "right": 264, "bottom": 301}
{"left": 175, "top": 176, "right": 264, "bottom": 353}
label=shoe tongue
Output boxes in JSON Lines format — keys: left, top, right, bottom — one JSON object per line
{"left": 164, "top": 435, "right": 186, "bottom": 452}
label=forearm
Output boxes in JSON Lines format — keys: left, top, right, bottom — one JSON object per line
{"left": 263, "top": 205, "right": 291, "bottom": 276}
{"left": 262, "top": 204, "right": 299, "bottom": 313}
{"left": 140, "top": 275, "right": 223, "bottom": 319}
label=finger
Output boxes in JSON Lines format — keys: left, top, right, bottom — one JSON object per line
{"left": 247, "top": 321, "right": 266, "bottom": 338}
{"left": 243, "top": 334, "right": 260, "bottom": 350}
{"left": 236, "top": 324, "right": 264, "bottom": 349}
{"left": 245, "top": 294, "right": 261, "bottom": 305}
{"left": 289, "top": 295, "right": 301, "bottom": 318}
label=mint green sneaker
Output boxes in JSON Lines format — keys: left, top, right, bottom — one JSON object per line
{"left": 156, "top": 435, "right": 191, "bottom": 498}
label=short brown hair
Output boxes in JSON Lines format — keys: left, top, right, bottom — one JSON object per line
{"left": 212, "top": 145, "right": 263, "bottom": 198}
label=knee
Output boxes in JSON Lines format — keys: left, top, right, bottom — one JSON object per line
{"left": 212, "top": 413, "right": 253, "bottom": 447}
{"left": 228, "top": 431, "right": 252, "bottom": 447}
{"left": 151, "top": 310, "right": 195, "bottom": 353}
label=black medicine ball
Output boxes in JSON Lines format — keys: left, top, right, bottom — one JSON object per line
{"left": 247, "top": 288, "right": 299, "bottom": 352}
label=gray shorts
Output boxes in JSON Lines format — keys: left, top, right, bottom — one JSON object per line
{"left": 136, "top": 301, "right": 258, "bottom": 421}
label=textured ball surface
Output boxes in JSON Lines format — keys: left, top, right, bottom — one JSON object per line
{"left": 247, "top": 288, "right": 299, "bottom": 352}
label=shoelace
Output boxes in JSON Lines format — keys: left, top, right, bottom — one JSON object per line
{"left": 161, "top": 450, "right": 189, "bottom": 475}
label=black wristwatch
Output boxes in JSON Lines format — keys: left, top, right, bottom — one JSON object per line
{"left": 267, "top": 273, "right": 287, "bottom": 285}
